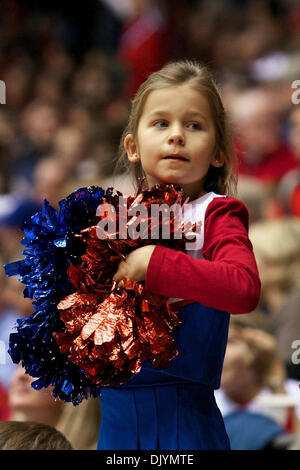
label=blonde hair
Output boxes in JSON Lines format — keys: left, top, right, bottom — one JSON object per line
{"left": 228, "top": 324, "right": 286, "bottom": 389}
{"left": 116, "top": 60, "right": 238, "bottom": 196}
{"left": 249, "top": 217, "right": 300, "bottom": 289}
{"left": 0, "top": 421, "right": 73, "bottom": 450}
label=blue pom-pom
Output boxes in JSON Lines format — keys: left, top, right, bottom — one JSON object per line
{"left": 4, "top": 186, "right": 113, "bottom": 404}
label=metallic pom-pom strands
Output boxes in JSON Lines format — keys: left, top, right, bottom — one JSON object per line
{"left": 5, "top": 184, "right": 192, "bottom": 404}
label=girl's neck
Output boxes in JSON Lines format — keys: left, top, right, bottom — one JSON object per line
{"left": 183, "top": 189, "right": 208, "bottom": 202}
{"left": 173, "top": 181, "right": 207, "bottom": 202}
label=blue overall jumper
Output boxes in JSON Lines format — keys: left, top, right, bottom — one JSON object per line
{"left": 97, "top": 301, "right": 231, "bottom": 450}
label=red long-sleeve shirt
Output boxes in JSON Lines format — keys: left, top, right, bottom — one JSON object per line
{"left": 146, "top": 196, "right": 261, "bottom": 314}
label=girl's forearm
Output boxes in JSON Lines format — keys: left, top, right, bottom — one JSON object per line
{"left": 146, "top": 244, "right": 260, "bottom": 314}
{"left": 145, "top": 197, "right": 261, "bottom": 314}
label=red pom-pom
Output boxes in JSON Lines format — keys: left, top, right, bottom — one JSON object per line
{"left": 53, "top": 184, "right": 195, "bottom": 386}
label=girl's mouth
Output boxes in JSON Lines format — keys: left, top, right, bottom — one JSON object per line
{"left": 163, "top": 155, "right": 189, "bottom": 162}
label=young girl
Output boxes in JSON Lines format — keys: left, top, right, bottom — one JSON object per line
{"left": 98, "top": 60, "right": 261, "bottom": 450}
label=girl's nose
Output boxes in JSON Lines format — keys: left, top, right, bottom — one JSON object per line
{"left": 168, "top": 131, "right": 185, "bottom": 145}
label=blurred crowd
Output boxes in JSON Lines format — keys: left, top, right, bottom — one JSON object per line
{"left": 0, "top": 0, "right": 300, "bottom": 450}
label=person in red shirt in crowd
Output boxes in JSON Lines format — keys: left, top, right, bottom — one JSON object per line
{"left": 230, "top": 88, "right": 299, "bottom": 183}
{"left": 277, "top": 105, "right": 300, "bottom": 217}
{"left": 118, "top": 0, "right": 170, "bottom": 98}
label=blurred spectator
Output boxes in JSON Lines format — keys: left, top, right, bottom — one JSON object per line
{"left": 66, "top": 104, "right": 96, "bottom": 133}
{"left": 237, "top": 176, "right": 274, "bottom": 223}
{"left": 53, "top": 126, "right": 90, "bottom": 172}
{"left": 248, "top": 51, "right": 300, "bottom": 122}
{"left": 0, "top": 271, "right": 33, "bottom": 390}
{"left": 40, "top": 45, "right": 75, "bottom": 83}
{"left": 224, "top": 409, "right": 293, "bottom": 450}
{"left": 0, "top": 196, "right": 41, "bottom": 229}
{"left": 0, "top": 156, "right": 72, "bottom": 266}
{"left": 31, "top": 156, "right": 71, "bottom": 209}
{"left": 249, "top": 217, "right": 300, "bottom": 381}
{"left": 18, "top": 100, "right": 62, "bottom": 153}
{"left": 0, "top": 109, "right": 16, "bottom": 193}
{"left": 1, "top": 58, "right": 34, "bottom": 112}
{"left": 118, "top": 0, "right": 171, "bottom": 97}
{"left": 56, "top": 396, "right": 101, "bottom": 451}
{"left": 288, "top": 105, "right": 300, "bottom": 160}
{"left": 9, "top": 365, "right": 65, "bottom": 427}
{"left": 215, "top": 322, "right": 300, "bottom": 434}
{"left": 52, "top": 126, "right": 105, "bottom": 187}
{"left": 71, "top": 64, "right": 112, "bottom": 109}
{"left": 0, "top": 421, "right": 73, "bottom": 450}
{"left": 288, "top": 434, "right": 300, "bottom": 450}
{"left": 0, "top": 383, "right": 10, "bottom": 421}
{"left": 277, "top": 106, "right": 300, "bottom": 217}
{"left": 230, "top": 88, "right": 299, "bottom": 184}
{"left": 0, "top": 208, "right": 35, "bottom": 263}
{"left": 8, "top": 365, "right": 101, "bottom": 450}
{"left": 10, "top": 100, "right": 62, "bottom": 195}
{"left": 0, "top": 155, "right": 72, "bottom": 231}
{"left": 32, "top": 72, "right": 65, "bottom": 106}
{"left": 187, "top": 0, "right": 286, "bottom": 73}
{"left": 216, "top": 322, "right": 286, "bottom": 406}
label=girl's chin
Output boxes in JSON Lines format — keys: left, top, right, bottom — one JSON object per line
{"left": 147, "top": 176, "right": 184, "bottom": 187}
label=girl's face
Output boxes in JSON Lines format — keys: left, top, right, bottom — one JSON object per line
{"left": 124, "top": 84, "right": 223, "bottom": 199}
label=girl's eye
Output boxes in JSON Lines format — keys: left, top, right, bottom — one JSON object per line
{"left": 153, "top": 120, "right": 168, "bottom": 128}
{"left": 187, "top": 122, "right": 202, "bottom": 130}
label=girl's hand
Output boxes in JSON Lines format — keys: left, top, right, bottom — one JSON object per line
{"left": 113, "top": 245, "right": 156, "bottom": 287}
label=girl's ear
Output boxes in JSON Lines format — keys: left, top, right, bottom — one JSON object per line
{"left": 124, "top": 134, "right": 140, "bottom": 162}
{"left": 211, "top": 150, "right": 225, "bottom": 168}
